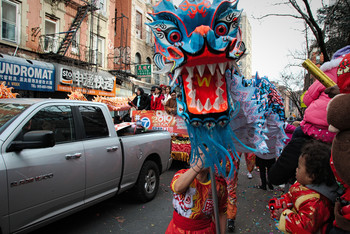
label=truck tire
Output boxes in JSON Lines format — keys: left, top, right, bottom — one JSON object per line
{"left": 134, "top": 160, "right": 160, "bottom": 202}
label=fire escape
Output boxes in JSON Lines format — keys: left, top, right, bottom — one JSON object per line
{"left": 39, "top": 1, "right": 97, "bottom": 68}
{"left": 56, "top": 5, "right": 89, "bottom": 56}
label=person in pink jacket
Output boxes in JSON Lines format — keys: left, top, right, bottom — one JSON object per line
{"left": 283, "top": 122, "right": 296, "bottom": 145}
{"left": 300, "top": 56, "right": 343, "bottom": 143}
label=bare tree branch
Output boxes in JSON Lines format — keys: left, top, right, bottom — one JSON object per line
{"left": 255, "top": 13, "right": 303, "bottom": 20}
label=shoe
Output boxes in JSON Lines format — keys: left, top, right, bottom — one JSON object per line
{"left": 247, "top": 172, "right": 253, "bottom": 179}
{"left": 227, "top": 219, "right": 235, "bottom": 232}
{"left": 254, "top": 185, "right": 267, "bottom": 190}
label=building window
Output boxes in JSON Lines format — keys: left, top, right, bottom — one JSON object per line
{"left": 1, "top": 0, "right": 19, "bottom": 43}
{"left": 146, "top": 19, "right": 152, "bottom": 44}
{"left": 44, "top": 18, "right": 58, "bottom": 53}
{"left": 136, "top": 11, "right": 142, "bottom": 39}
{"left": 92, "top": 35, "right": 105, "bottom": 67}
{"left": 71, "top": 28, "right": 80, "bottom": 54}
{"left": 135, "top": 52, "right": 141, "bottom": 64}
{"left": 97, "top": 0, "right": 106, "bottom": 15}
{"left": 146, "top": 57, "right": 151, "bottom": 64}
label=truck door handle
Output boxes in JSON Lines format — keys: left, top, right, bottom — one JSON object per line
{"left": 65, "top": 153, "right": 82, "bottom": 160}
{"left": 106, "top": 146, "right": 119, "bottom": 152}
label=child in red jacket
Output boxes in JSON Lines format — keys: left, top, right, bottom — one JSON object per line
{"left": 270, "top": 140, "right": 339, "bottom": 233}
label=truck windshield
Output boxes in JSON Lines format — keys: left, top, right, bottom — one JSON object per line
{"left": 0, "top": 103, "right": 30, "bottom": 134}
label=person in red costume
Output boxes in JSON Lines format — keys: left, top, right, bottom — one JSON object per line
{"left": 270, "top": 140, "right": 339, "bottom": 234}
{"left": 150, "top": 86, "right": 164, "bottom": 110}
{"left": 325, "top": 47, "right": 350, "bottom": 233}
{"left": 166, "top": 145, "right": 228, "bottom": 234}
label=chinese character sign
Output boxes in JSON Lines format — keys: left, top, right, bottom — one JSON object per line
{"left": 135, "top": 64, "right": 152, "bottom": 79}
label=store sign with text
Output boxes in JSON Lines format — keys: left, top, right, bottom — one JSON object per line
{"left": 0, "top": 54, "right": 55, "bottom": 92}
{"left": 54, "top": 64, "right": 116, "bottom": 97}
{"left": 135, "top": 64, "right": 152, "bottom": 79}
{"left": 132, "top": 110, "right": 188, "bottom": 136}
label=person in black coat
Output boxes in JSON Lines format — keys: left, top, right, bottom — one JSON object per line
{"left": 130, "top": 88, "right": 150, "bottom": 110}
{"left": 268, "top": 128, "right": 312, "bottom": 185}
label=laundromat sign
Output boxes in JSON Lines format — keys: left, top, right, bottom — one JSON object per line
{"left": 0, "top": 54, "right": 55, "bottom": 92}
{"left": 54, "top": 64, "right": 116, "bottom": 97}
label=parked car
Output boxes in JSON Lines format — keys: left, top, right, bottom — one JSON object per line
{"left": 0, "top": 99, "right": 172, "bottom": 234}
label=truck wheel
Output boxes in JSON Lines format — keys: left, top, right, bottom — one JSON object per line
{"left": 134, "top": 160, "right": 160, "bottom": 202}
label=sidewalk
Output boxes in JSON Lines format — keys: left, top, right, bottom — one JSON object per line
{"left": 234, "top": 158, "right": 283, "bottom": 233}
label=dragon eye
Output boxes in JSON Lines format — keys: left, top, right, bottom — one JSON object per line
{"left": 168, "top": 30, "right": 181, "bottom": 43}
{"left": 215, "top": 23, "right": 228, "bottom": 36}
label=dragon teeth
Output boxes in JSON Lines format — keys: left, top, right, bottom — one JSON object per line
{"left": 218, "top": 62, "right": 227, "bottom": 75}
{"left": 187, "top": 81, "right": 193, "bottom": 90}
{"left": 215, "top": 87, "right": 224, "bottom": 97}
{"left": 213, "top": 89, "right": 225, "bottom": 110}
{"left": 216, "top": 69, "right": 224, "bottom": 87}
{"left": 196, "top": 65, "right": 205, "bottom": 77}
{"left": 189, "top": 90, "right": 196, "bottom": 107}
{"left": 213, "top": 97, "right": 220, "bottom": 110}
{"left": 207, "top": 64, "right": 216, "bottom": 76}
{"left": 204, "top": 98, "right": 212, "bottom": 111}
{"left": 186, "top": 66, "right": 194, "bottom": 79}
{"left": 196, "top": 99, "right": 204, "bottom": 112}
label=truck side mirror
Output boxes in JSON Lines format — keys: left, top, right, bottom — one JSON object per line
{"left": 7, "top": 130, "right": 55, "bottom": 152}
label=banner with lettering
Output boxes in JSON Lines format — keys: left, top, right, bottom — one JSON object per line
{"left": 132, "top": 110, "right": 188, "bottom": 136}
{"left": 54, "top": 63, "right": 116, "bottom": 97}
{"left": 0, "top": 54, "right": 55, "bottom": 92}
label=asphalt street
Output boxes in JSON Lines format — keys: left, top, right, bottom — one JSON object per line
{"left": 31, "top": 159, "right": 283, "bottom": 234}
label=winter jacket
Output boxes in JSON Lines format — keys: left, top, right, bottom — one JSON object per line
{"left": 302, "top": 59, "right": 340, "bottom": 128}
{"left": 284, "top": 123, "right": 296, "bottom": 144}
{"left": 268, "top": 134, "right": 311, "bottom": 185}
{"left": 278, "top": 182, "right": 334, "bottom": 234}
{"left": 151, "top": 94, "right": 164, "bottom": 110}
{"left": 131, "top": 88, "right": 150, "bottom": 110}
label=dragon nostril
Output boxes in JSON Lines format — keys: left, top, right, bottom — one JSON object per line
{"left": 168, "top": 47, "right": 183, "bottom": 59}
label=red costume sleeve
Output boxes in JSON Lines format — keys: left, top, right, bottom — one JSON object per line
{"left": 279, "top": 193, "right": 331, "bottom": 233}
{"left": 216, "top": 176, "right": 228, "bottom": 214}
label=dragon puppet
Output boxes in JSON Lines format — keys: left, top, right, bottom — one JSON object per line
{"left": 149, "top": 0, "right": 286, "bottom": 177}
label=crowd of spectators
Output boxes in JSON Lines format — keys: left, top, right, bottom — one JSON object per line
{"left": 129, "top": 84, "right": 178, "bottom": 115}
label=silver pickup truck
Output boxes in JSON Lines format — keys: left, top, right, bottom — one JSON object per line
{"left": 0, "top": 99, "right": 172, "bottom": 234}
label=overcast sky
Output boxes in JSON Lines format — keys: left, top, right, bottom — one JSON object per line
{"left": 171, "top": 0, "right": 323, "bottom": 82}
{"left": 238, "top": 0, "right": 322, "bottom": 82}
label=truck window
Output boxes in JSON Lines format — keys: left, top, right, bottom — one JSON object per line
{"left": 15, "top": 105, "right": 76, "bottom": 143}
{"left": 79, "top": 106, "right": 109, "bottom": 139}
{"left": 0, "top": 103, "right": 30, "bottom": 134}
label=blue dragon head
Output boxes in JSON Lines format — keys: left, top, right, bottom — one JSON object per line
{"left": 149, "top": 0, "right": 245, "bottom": 127}
{"left": 149, "top": 0, "right": 249, "bottom": 176}
{"left": 149, "top": 0, "right": 286, "bottom": 177}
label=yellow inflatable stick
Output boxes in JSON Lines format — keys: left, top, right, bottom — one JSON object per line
{"left": 302, "top": 59, "right": 336, "bottom": 88}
